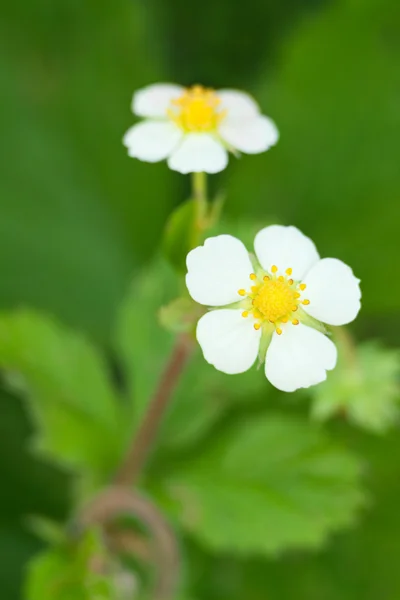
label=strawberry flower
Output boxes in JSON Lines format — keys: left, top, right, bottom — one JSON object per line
{"left": 123, "top": 83, "right": 278, "bottom": 174}
{"left": 186, "top": 225, "right": 361, "bottom": 392}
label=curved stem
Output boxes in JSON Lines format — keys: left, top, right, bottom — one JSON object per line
{"left": 80, "top": 487, "right": 180, "bottom": 600}
{"left": 115, "top": 335, "right": 193, "bottom": 487}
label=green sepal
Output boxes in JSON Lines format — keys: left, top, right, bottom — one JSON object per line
{"left": 258, "top": 322, "right": 274, "bottom": 366}
{"left": 297, "top": 307, "right": 328, "bottom": 334}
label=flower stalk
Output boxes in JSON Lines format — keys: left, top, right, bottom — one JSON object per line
{"left": 192, "top": 171, "right": 208, "bottom": 229}
{"left": 115, "top": 335, "right": 193, "bottom": 487}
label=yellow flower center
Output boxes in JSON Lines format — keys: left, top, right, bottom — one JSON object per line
{"left": 167, "top": 85, "right": 227, "bottom": 132}
{"left": 253, "top": 278, "right": 297, "bottom": 322}
{"left": 238, "top": 267, "right": 310, "bottom": 334}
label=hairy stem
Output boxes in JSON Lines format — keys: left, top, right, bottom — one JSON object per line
{"left": 192, "top": 171, "right": 208, "bottom": 227}
{"left": 115, "top": 335, "right": 193, "bottom": 486}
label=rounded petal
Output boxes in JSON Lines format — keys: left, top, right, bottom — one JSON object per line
{"left": 123, "top": 121, "right": 183, "bottom": 162}
{"left": 132, "top": 84, "right": 184, "bottom": 117}
{"left": 254, "top": 225, "right": 320, "bottom": 280}
{"left": 265, "top": 323, "right": 337, "bottom": 392}
{"left": 218, "top": 115, "right": 279, "bottom": 154}
{"left": 217, "top": 89, "right": 260, "bottom": 117}
{"left": 302, "top": 258, "right": 361, "bottom": 326}
{"left": 186, "top": 235, "right": 254, "bottom": 306}
{"left": 168, "top": 133, "right": 228, "bottom": 174}
{"left": 197, "top": 309, "right": 261, "bottom": 374}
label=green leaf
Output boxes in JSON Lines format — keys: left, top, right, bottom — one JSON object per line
{"left": 159, "top": 414, "right": 365, "bottom": 555}
{"left": 25, "top": 530, "right": 117, "bottom": 600}
{"left": 0, "top": 310, "right": 124, "bottom": 492}
{"left": 163, "top": 199, "right": 200, "bottom": 272}
{"left": 311, "top": 341, "right": 400, "bottom": 433}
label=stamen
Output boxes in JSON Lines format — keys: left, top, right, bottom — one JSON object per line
{"left": 292, "top": 306, "right": 298, "bottom": 312}
{"left": 276, "top": 327, "right": 283, "bottom": 335}
{"left": 299, "top": 283, "right": 307, "bottom": 291}
{"left": 288, "top": 279, "right": 294, "bottom": 285}
{"left": 278, "top": 275, "right": 284, "bottom": 282}
{"left": 286, "top": 268, "right": 292, "bottom": 275}
{"left": 254, "top": 322, "right": 261, "bottom": 331}
{"left": 238, "top": 289, "right": 246, "bottom": 296}
{"left": 242, "top": 311, "right": 249, "bottom": 318}
{"left": 294, "top": 292, "right": 301, "bottom": 299}
{"left": 251, "top": 286, "right": 258, "bottom": 293}
{"left": 292, "top": 319, "right": 299, "bottom": 325}
{"left": 302, "top": 299, "right": 310, "bottom": 305}
{"left": 271, "top": 265, "right": 278, "bottom": 273}
{"left": 263, "top": 275, "right": 270, "bottom": 282}
{"left": 250, "top": 273, "right": 257, "bottom": 281}
{"left": 281, "top": 317, "right": 288, "bottom": 323}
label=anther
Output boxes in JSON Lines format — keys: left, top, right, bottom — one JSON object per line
{"left": 300, "top": 283, "right": 307, "bottom": 290}
{"left": 288, "top": 279, "right": 294, "bottom": 285}
{"left": 278, "top": 275, "right": 284, "bottom": 282}
{"left": 302, "top": 299, "right": 310, "bottom": 305}
{"left": 294, "top": 292, "right": 301, "bottom": 299}
{"left": 292, "top": 306, "right": 298, "bottom": 312}
{"left": 263, "top": 275, "right": 270, "bottom": 282}
{"left": 292, "top": 319, "right": 299, "bottom": 325}
{"left": 251, "top": 286, "right": 258, "bottom": 293}
{"left": 250, "top": 273, "right": 257, "bottom": 281}
{"left": 276, "top": 327, "right": 283, "bottom": 335}
{"left": 281, "top": 317, "right": 288, "bottom": 323}
{"left": 238, "top": 289, "right": 246, "bottom": 296}
{"left": 286, "top": 268, "right": 292, "bottom": 276}
{"left": 271, "top": 265, "right": 278, "bottom": 273}
{"left": 242, "top": 311, "right": 249, "bottom": 318}
{"left": 254, "top": 323, "right": 261, "bottom": 331}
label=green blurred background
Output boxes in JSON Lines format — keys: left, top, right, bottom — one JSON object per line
{"left": 0, "top": 0, "right": 399, "bottom": 598}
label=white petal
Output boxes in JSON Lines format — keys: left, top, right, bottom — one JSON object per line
{"left": 123, "top": 121, "right": 183, "bottom": 162}
{"left": 168, "top": 133, "right": 228, "bottom": 174}
{"left": 219, "top": 115, "right": 279, "bottom": 154}
{"left": 302, "top": 258, "right": 361, "bottom": 326}
{"left": 132, "top": 84, "right": 184, "bottom": 118}
{"left": 254, "top": 225, "right": 320, "bottom": 280}
{"left": 217, "top": 89, "right": 260, "bottom": 117}
{"left": 197, "top": 309, "right": 261, "bottom": 374}
{"left": 186, "top": 235, "right": 254, "bottom": 306}
{"left": 265, "top": 323, "right": 337, "bottom": 392}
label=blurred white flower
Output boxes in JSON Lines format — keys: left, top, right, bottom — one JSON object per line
{"left": 186, "top": 225, "right": 361, "bottom": 392}
{"left": 123, "top": 83, "right": 279, "bottom": 174}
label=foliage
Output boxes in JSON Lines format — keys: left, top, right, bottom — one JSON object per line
{"left": 25, "top": 530, "right": 119, "bottom": 600}
{"left": 0, "top": 311, "right": 124, "bottom": 494}
{"left": 311, "top": 341, "right": 400, "bottom": 433}
{"left": 158, "top": 414, "right": 364, "bottom": 555}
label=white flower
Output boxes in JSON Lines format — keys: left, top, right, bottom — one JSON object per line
{"left": 123, "top": 83, "right": 279, "bottom": 174}
{"left": 185, "top": 225, "right": 361, "bottom": 392}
